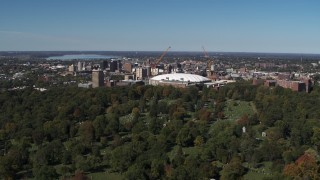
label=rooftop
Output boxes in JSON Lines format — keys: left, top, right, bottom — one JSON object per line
{"left": 151, "top": 73, "right": 210, "bottom": 83}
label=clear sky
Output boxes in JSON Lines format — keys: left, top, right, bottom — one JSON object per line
{"left": 0, "top": 0, "right": 320, "bottom": 53}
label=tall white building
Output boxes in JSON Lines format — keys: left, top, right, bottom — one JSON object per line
{"left": 136, "top": 67, "right": 148, "bottom": 80}
{"left": 78, "top": 62, "right": 82, "bottom": 71}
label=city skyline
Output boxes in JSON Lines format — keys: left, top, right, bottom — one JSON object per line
{"left": 1, "top": 0, "right": 320, "bottom": 53}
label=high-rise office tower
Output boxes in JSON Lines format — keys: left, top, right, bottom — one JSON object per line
{"left": 110, "top": 60, "right": 117, "bottom": 72}
{"left": 92, "top": 70, "right": 104, "bottom": 88}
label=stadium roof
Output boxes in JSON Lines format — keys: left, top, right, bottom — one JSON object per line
{"left": 151, "top": 73, "right": 210, "bottom": 83}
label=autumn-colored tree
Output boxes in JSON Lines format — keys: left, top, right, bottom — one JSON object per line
{"left": 198, "top": 108, "right": 212, "bottom": 122}
{"left": 162, "top": 86, "right": 172, "bottom": 97}
{"left": 237, "top": 114, "right": 249, "bottom": 126}
{"left": 73, "top": 107, "right": 82, "bottom": 118}
{"left": 164, "top": 164, "right": 173, "bottom": 178}
{"left": 265, "top": 127, "right": 283, "bottom": 141}
{"left": 172, "top": 107, "right": 187, "bottom": 120}
{"left": 72, "top": 171, "right": 89, "bottom": 180}
{"left": 217, "top": 111, "right": 225, "bottom": 119}
{"left": 283, "top": 150, "right": 319, "bottom": 179}
{"left": 283, "top": 163, "right": 299, "bottom": 177}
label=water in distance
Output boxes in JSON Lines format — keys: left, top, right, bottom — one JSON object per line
{"left": 46, "top": 54, "right": 119, "bottom": 60}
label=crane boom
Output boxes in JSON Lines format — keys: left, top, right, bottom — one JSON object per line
{"left": 202, "top": 46, "right": 215, "bottom": 71}
{"left": 202, "top": 46, "right": 209, "bottom": 58}
{"left": 153, "top": 46, "right": 171, "bottom": 67}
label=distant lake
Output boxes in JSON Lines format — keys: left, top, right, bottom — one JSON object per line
{"left": 46, "top": 54, "right": 119, "bottom": 60}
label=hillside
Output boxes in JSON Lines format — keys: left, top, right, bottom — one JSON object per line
{"left": 1, "top": 83, "right": 320, "bottom": 179}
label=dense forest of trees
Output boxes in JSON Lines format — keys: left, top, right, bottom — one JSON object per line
{"left": 0, "top": 82, "right": 320, "bottom": 179}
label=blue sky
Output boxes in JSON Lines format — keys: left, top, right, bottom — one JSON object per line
{"left": 0, "top": 0, "right": 320, "bottom": 53}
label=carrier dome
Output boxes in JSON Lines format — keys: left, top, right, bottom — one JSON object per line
{"left": 149, "top": 73, "right": 210, "bottom": 86}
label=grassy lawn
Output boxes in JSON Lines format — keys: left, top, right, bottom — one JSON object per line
{"left": 100, "top": 146, "right": 112, "bottom": 156}
{"left": 224, "top": 100, "right": 255, "bottom": 121}
{"left": 243, "top": 161, "right": 273, "bottom": 180}
{"left": 244, "top": 171, "right": 272, "bottom": 180}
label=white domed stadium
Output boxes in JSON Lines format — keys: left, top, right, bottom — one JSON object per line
{"left": 149, "top": 73, "right": 211, "bottom": 87}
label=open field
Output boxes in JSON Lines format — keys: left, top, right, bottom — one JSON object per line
{"left": 224, "top": 100, "right": 255, "bottom": 121}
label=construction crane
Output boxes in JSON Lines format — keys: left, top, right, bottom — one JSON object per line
{"left": 202, "top": 46, "right": 209, "bottom": 58}
{"left": 152, "top": 46, "right": 171, "bottom": 68}
{"left": 202, "top": 46, "right": 214, "bottom": 71}
{"left": 202, "top": 46, "right": 218, "bottom": 80}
